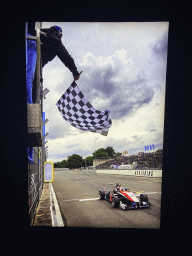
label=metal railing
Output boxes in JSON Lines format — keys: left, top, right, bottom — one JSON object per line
{"left": 26, "top": 22, "right": 48, "bottom": 225}
{"left": 28, "top": 147, "right": 44, "bottom": 225}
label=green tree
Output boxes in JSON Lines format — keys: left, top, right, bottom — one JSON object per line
{"left": 105, "top": 146, "right": 115, "bottom": 157}
{"left": 54, "top": 162, "right": 61, "bottom": 168}
{"left": 67, "top": 154, "right": 83, "bottom": 169}
{"left": 54, "top": 146, "right": 119, "bottom": 169}
{"left": 93, "top": 148, "right": 108, "bottom": 158}
{"left": 60, "top": 159, "right": 69, "bottom": 168}
{"left": 85, "top": 156, "right": 94, "bottom": 166}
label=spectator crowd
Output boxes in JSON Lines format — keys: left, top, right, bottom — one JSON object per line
{"left": 96, "top": 149, "right": 163, "bottom": 170}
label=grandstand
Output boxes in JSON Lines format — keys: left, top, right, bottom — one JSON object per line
{"left": 95, "top": 149, "right": 163, "bottom": 170}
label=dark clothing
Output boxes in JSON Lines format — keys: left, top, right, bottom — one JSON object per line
{"left": 40, "top": 28, "right": 80, "bottom": 77}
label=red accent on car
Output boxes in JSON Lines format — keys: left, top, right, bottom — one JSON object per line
{"left": 119, "top": 190, "right": 134, "bottom": 202}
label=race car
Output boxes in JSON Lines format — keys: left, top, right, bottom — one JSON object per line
{"left": 99, "top": 183, "right": 151, "bottom": 210}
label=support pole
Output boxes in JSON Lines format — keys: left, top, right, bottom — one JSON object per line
{"left": 35, "top": 22, "right": 42, "bottom": 104}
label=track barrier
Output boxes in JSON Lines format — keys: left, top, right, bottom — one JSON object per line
{"left": 96, "top": 169, "right": 162, "bottom": 178}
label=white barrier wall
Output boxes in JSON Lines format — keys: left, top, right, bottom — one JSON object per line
{"left": 54, "top": 168, "right": 69, "bottom": 171}
{"left": 96, "top": 169, "right": 162, "bottom": 178}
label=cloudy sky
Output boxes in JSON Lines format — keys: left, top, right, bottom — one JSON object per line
{"left": 42, "top": 22, "right": 169, "bottom": 162}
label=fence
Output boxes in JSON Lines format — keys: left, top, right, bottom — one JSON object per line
{"left": 28, "top": 147, "right": 44, "bottom": 225}
{"left": 26, "top": 22, "right": 48, "bottom": 225}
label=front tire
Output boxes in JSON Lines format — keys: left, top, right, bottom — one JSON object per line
{"left": 112, "top": 196, "right": 120, "bottom": 208}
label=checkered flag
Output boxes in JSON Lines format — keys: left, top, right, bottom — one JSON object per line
{"left": 56, "top": 81, "right": 112, "bottom": 136}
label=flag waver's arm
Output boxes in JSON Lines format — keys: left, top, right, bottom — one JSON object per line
{"left": 55, "top": 40, "right": 80, "bottom": 77}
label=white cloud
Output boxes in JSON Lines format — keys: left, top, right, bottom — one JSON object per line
{"left": 42, "top": 22, "right": 168, "bottom": 162}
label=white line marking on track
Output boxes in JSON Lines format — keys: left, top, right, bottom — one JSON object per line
{"left": 62, "top": 199, "right": 79, "bottom": 202}
{"left": 50, "top": 183, "right": 64, "bottom": 227}
{"left": 79, "top": 198, "right": 99, "bottom": 201}
{"left": 50, "top": 185, "right": 57, "bottom": 226}
{"left": 61, "top": 192, "right": 161, "bottom": 202}
{"left": 62, "top": 197, "right": 99, "bottom": 202}
{"left": 135, "top": 192, "right": 161, "bottom": 196}
{"left": 144, "top": 192, "right": 161, "bottom": 195}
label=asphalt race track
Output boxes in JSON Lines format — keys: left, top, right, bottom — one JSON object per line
{"left": 52, "top": 170, "right": 161, "bottom": 228}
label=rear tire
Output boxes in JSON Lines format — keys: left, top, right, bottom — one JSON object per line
{"left": 99, "top": 191, "right": 105, "bottom": 200}
{"left": 112, "top": 196, "right": 120, "bottom": 208}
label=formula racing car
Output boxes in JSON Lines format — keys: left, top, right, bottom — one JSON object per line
{"left": 99, "top": 183, "right": 151, "bottom": 210}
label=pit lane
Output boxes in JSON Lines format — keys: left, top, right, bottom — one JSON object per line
{"left": 52, "top": 170, "right": 161, "bottom": 228}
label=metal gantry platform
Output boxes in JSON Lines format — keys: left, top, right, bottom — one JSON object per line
{"left": 26, "top": 22, "right": 50, "bottom": 225}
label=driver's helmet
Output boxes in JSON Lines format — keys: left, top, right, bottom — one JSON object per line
{"left": 116, "top": 183, "right": 121, "bottom": 190}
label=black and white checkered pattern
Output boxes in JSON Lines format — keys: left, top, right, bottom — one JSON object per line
{"left": 56, "top": 81, "right": 112, "bottom": 136}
